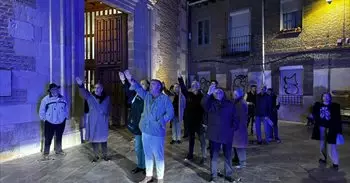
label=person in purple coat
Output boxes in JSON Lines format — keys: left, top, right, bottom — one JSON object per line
{"left": 202, "top": 85, "right": 238, "bottom": 183}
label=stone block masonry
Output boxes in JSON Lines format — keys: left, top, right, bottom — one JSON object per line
{"left": 152, "top": 0, "right": 188, "bottom": 87}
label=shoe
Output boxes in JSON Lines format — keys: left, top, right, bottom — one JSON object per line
{"left": 225, "top": 176, "right": 235, "bottom": 182}
{"left": 139, "top": 176, "right": 153, "bottom": 183}
{"left": 217, "top": 170, "right": 224, "bottom": 177}
{"left": 102, "top": 155, "right": 110, "bottom": 161}
{"left": 41, "top": 154, "right": 50, "bottom": 161}
{"left": 200, "top": 158, "right": 206, "bottom": 164}
{"left": 132, "top": 167, "right": 145, "bottom": 174}
{"left": 170, "top": 140, "right": 176, "bottom": 145}
{"left": 275, "top": 139, "right": 281, "bottom": 143}
{"left": 92, "top": 156, "right": 99, "bottom": 162}
{"left": 157, "top": 179, "right": 164, "bottom": 183}
{"left": 176, "top": 140, "right": 182, "bottom": 144}
{"left": 55, "top": 151, "right": 66, "bottom": 156}
{"left": 257, "top": 141, "right": 262, "bottom": 145}
{"left": 184, "top": 155, "right": 193, "bottom": 161}
{"left": 332, "top": 164, "right": 339, "bottom": 171}
{"left": 319, "top": 158, "right": 327, "bottom": 164}
{"left": 209, "top": 177, "right": 218, "bottom": 183}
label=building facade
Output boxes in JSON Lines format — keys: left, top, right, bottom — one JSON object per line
{"left": 189, "top": 0, "right": 350, "bottom": 122}
{"left": 0, "top": 0, "right": 188, "bottom": 162}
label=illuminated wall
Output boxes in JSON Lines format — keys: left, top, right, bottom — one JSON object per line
{"left": 266, "top": 0, "right": 350, "bottom": 52}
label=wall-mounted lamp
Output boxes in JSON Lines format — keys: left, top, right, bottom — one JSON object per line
{"left": 326, "top": 0, "right": 332, "bottom": 4}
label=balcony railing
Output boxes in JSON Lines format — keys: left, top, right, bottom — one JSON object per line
{"left": 221, "top": 35, "right": 251, "bottom": 57}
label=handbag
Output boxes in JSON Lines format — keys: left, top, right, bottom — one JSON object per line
{"left": 336, "top": 134, "right": 344, "bottom": 145}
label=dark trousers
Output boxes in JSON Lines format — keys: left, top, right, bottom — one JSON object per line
{"left": 188, "top": 127, "right": 206, "bottom": 158}
{"left": 44, "top": 120, "right": 66, "bottom": 155}
{"left": 210, "top": 141, "right": 233, "bottom": 178}
{"left": 270, "top": 115, "right": 280, "bottom": 140}
{"left": 92, "top": 142, "right": 108, "bottom": 157}
{"left": 247, "top": 105, "right": 255, "bottom": 134}
{"left": 183, "top": 120, "right": 189, "bottom": 137}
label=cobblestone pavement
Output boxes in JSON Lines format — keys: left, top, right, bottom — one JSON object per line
{"left": 1, "top": 123, "right": 349, "bottom": 183}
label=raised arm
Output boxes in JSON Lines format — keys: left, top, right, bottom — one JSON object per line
{"left": 124, "top": 70, "right": 147, "bottom": 99}
{"left": 75, "top": 77, "right": 91, "bottom": 100}
{"left": 178, "top": 76, "right": 189, "bottom": 97}
{"left": 119, "top": 72, "right": 136, "bottom": 101}
{"left": 201, "top": 85, "right": 216, "bottom": 112}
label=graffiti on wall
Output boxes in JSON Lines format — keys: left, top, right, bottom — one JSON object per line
{"left": 283, "top": 73, "right": 299, "bottom": 95}
{"left": 232, "top": 74, "right": 248, "bottom": 91}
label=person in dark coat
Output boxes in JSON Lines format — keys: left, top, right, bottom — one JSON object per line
{"left": 311, "top": 92, "right": 342, "bottom": 170}
{"left": 202, "top": 85, "right": 238, "bottom": 183}
{"left": 178, "top": 73, "right": 207, "bottom": 164}
{"left": 245, "top": 85, "right": 257, "bottom": 135}
{"left": 119, "top": 72, "right": 150, "bottom": 174}
{"left": 255, "top": 86, "right": 273, "bottom": 144}
{"left": 267, "top": 88, "right": 281, "bottom": 143}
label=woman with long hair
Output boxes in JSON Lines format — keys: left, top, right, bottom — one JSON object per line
{"left": 311, "top": 92, "right": 343, "bottom": 170}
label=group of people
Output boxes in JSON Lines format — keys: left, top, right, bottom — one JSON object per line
{"left": 37, "top": 70, "right": 344, "bottom": 183}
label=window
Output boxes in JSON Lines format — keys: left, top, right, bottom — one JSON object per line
{"left": 198, "top": 19, "right": 210, "bottom": 45}
{"left": 280, "top": 0, "right": 302, "bottom": 30}
{"left": 228, "top": 9, "right": 251, "bottom": 53}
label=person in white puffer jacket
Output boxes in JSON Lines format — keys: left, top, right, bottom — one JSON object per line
{"left": 39, "top": 83, "right": 69, "bottom": 160}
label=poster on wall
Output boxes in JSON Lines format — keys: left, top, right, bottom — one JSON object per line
{"left": 279, "top": 66, "right": 304, "bottom": 96}
{"left": 197, "top": 71, "right": 211, "bottom": 92}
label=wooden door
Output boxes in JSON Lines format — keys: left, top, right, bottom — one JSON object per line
{"left": 95, "top": 13, "right": 128, "bottom": 126}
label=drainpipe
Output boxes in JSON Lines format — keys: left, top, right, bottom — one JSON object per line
{"left": 262, "top": 0, "right": 266, "bottom": 85}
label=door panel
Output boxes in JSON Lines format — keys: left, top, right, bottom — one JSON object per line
{"left": 95, "top": 13, "right": 128, "bottom": 126}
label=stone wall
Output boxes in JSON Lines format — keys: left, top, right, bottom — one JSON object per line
{"left": 0, "top": 0, "right": 85, "bottom": 162}
{"left": 151, "top": 0, "right": 188, "bottom": 87}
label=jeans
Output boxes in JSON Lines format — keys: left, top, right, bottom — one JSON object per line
{"left": 320, "top": 127, "right": 339, "bottom": 165}
{"left": 235, "top": 148, "right": 247, "bottom": 166}
{"left": 171, "top": 117, "right": 182, "bottom": 141}
{"left": 91, "top": 142, "right": 108, "bottom": 157}
{"left": 210, "top": 141, "right": 233, "bottom": 178}
{"left": 255, "top": 116, "right": 270, "bottom": 142}
{"left": 271, "top": 119, "right": 280, "bottom": 140}
{"left": 188, "top": 127, "right": 206, "bottom": 158}
{"left": 142, "top": 133, "right": 165, "bottom": 179}
{"left": 44, "top": 120, "right": 66, "bottom": 155}
{"left": 135, "top": 135, "right": 145, "bottom": 169}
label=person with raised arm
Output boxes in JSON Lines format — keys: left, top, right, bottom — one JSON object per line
{"left": 201, "top": 85, "right": 238, "bottom": 183}
{"left": 75, "top": 77, "right": 110, "bottom": 162}
{"left": 178, "top": 72, "right": 207, "bottom": 164}
{"left": 124, "top": 70, "right": 174, "bottom": 183}
{"left": 119, "top": 72, "right": 150, "bottom": 174}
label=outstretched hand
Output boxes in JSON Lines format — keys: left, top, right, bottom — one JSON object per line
{"left": 207, "top": 85, "right": 216, "bottom": 95}
{"left": 124, "top": 70, "right": 132, "bottom": 81}
{"left": 75, "top": 77, "right": 83, "bottom": 86}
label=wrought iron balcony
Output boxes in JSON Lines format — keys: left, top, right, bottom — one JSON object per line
{"left": 221, "top": 35, "right": 251, "bottom": 57}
